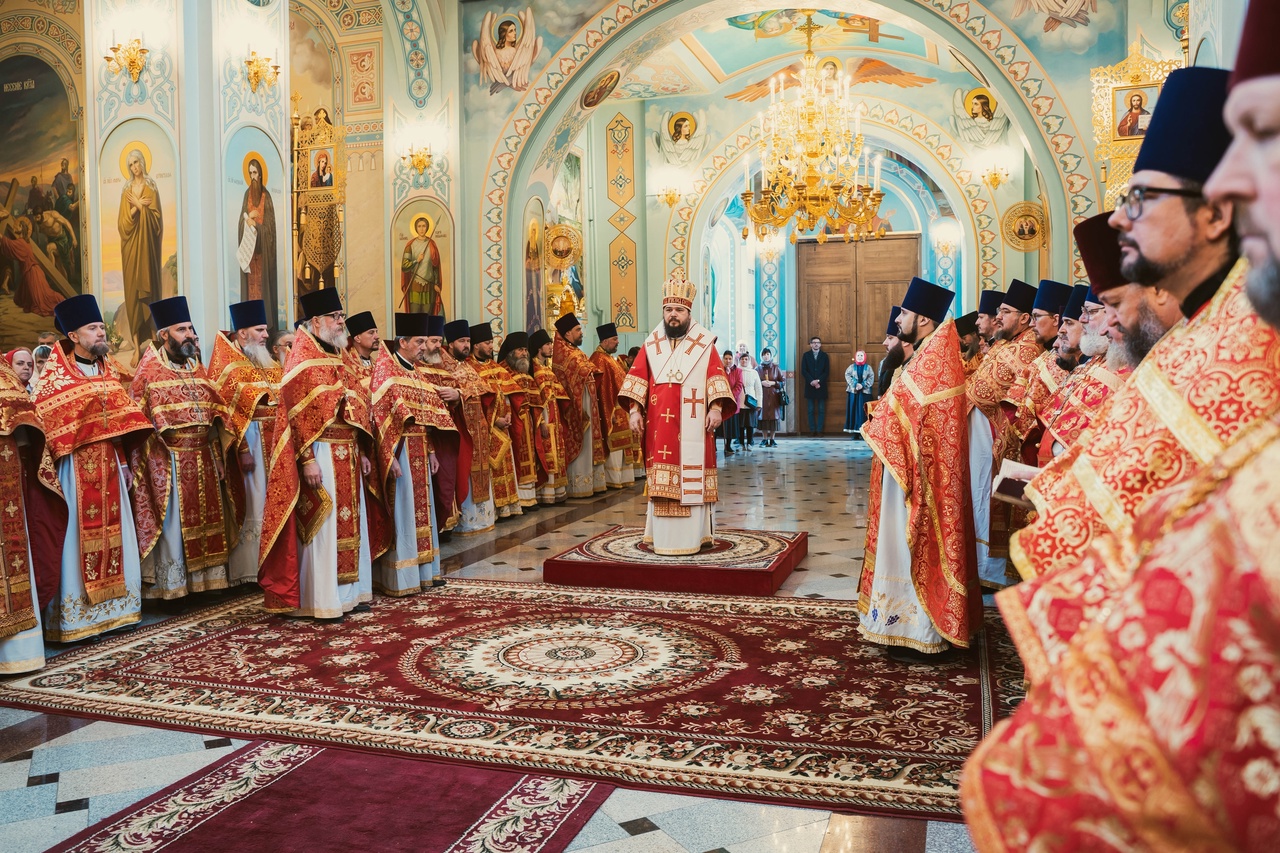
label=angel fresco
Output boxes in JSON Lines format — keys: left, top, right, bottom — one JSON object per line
{"left": 1012, "top": 0, "right": 1098, "bottom": 32}
{"left": 472, "top": 8, "right": 543, "bottom": 95}
{"left": 725, "top": 57, "right": 934, "bottom": 102}
{"left": 948, "top": 87, "right": 1011, "bottom": 149}
{"left": 652, "top": 110, "right": 708, "bottom": 168}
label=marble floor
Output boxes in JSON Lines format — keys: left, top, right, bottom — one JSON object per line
{"left": 0, "top": 437, "right": 978, "bottom": 853}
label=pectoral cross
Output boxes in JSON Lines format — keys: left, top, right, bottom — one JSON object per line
{"left": 684, "top": 332, "right": 707, "bottom": 355}
{"left": 657, "top": 445, "right": 673, "bottom": 461}
{"left": 683, "top": 388, "right": 703, "bottom": 419}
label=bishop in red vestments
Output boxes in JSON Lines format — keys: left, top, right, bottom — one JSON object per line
{"left": 620, "top": 273, "right": 734, "bottom": 556}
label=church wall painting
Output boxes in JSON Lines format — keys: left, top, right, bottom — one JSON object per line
{"left": 98, "top": 117, "right": 178, "bottom": 364}
{"left": 0, "top": 52, "right": 81, "bottom": 354}
{"left": 224, "top": 125, "right": 285, "bottom": 330}
{"left": 392, "top": 196, "right": 451, "bottom": 320}
{"left": 521, "top": 196, "right": 546, "bottom": 333}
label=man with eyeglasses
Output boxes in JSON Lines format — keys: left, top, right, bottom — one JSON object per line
{"left": 1000, "top": 66, "right": 1280, "bottom": 684}
{"left": 965, "top": 5, "right": 1280, "bottom": 845}
{"left": 965, "top": 277, "right": 1042, "bottom": 590}
{"left": 259, "top": 288, "right": 378, "bottom": 620}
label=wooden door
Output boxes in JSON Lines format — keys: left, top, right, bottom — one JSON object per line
{"left": 794, "top": 234, "right": 919, "bottom": 435}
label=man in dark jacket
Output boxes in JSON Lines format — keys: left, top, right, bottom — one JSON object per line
{"left": 800, "top": 336, "right": 830, "bottom": 436}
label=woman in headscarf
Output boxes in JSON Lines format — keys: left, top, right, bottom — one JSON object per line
{"left": 844, "top": 351, "right": 874, "bottom": 436}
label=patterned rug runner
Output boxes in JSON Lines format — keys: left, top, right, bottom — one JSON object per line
{"left": 1, "top": 580, "right": 1024, "bottom": 818}
{"left": 49, "top": 741, "right": 610, "bottom": 853}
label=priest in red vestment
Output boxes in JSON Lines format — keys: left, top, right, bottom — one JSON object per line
{"left": 554, "top": 313, "right": 605, "bottom": 498}
{"left": 0, "top": 355, "right": 66, "bottom": 673}
{"left": 36, "top": 295, "right": 155, "bottom": 641}
{"left": 965, "top": 14, "right": 1280, "bottom": 844}
{"left": 130, "top": 296, "right": 237, "bottom": 600}
{"left": 344, "top": 311, "right": 379, "bottom": 397}
{"left": 965, "top": 278, "right": 1044, "bottom": 590}
{"left": 431, "top": 320, "right": 496, "bottom": 534}
{"left": 999, "top": 68, "right": 1280, "bottom": 683}
{"left": 1032, "top": 216, "right": 1133, "bottom": 468}
{"left": 1002, "top": 280, "right": 1071, "bottom": 466}
{"left": 858, "top": 277, "right": 981, "bottom": 658}
{"left": 208, "top": 299, "right": 282, "bottom": 586}
{"left": 494, "top": 331, "right": 541, "bottom": 509}
{"left": 467, "top": 322, "right": 522, "bottom": 518}
{"left": 589, "top": 323, "right": 636, "bottom": 488}
{"left": 259, "top": 288, "right": 378, "bottom": 618}
{"left": 530, "top": 329, "right": 569, "bottom": 504}
{"left": 371, "top": 313, "right": 456, "bottom": 594}
{"left": 620, "top": 272, "right": 734, "bottom": 556}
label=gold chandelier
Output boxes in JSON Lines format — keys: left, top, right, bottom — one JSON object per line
{"left": 741, "top": 11, "right": 886, "bottom": 244}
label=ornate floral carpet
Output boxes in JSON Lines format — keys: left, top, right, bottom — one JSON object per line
{"left": 543, "top": 526, "right": 807, "bottom": 595}
{"left": 1, "top": 581, "right": 1024, "bottom": 818}
{"left": 49, "top": 741, "right": 609, "bottom": 853}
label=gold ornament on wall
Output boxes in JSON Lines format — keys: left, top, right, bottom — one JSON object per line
{"left": 1001, "top": 201, "right": 1045, "bottom": 253}
{"left": 1091, "top": 43, "right": 1183, "bottom": 211}
{"left": 104, "top": 38, "right": 149, "bottom": 83}
{"left": 545, "top": 223, "right": 582, "bottom": 271}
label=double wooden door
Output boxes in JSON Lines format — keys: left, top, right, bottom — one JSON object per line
{"left": 795, "top": 233, "right": 920, "bottom": 435}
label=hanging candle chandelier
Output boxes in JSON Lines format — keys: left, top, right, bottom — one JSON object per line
{"left": 741, "top": 10, "right": 886, "bottom": 244}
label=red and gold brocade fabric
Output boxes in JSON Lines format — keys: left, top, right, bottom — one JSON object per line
{"left": 1002, "top": 261, "right": 1280, "bottom": 682}
{"left": 436, "top": 353, "right": 495, "bottom": 501}
{"left": 1009, "top": 260, "right": 1280, "bottom": 583}
{"left": 495, "top": 364, "right": 540, "bottom": 488}
{"left": 532, "top": 360, "right": 569, "bottom": 485}
{"left": 370, "top": 345, "right": 455, "bottom": 489}
{"left": 553, "top": 337, "right": 604, "bottom": 465}
{"left": 128, "top": 343, "right": 237, "bottom": 570}
{"left": 258, "top": 328, "right": 380, "bottom": 612}
{"left": 370, "top": 345, "right": 456, "bottom": 566}
{"left": 344, "top": 348, "right": 374, "bottom": 397}
{"left": 589, "top": 348, "right": 633, "bottom": 453}
{"left": 964, "top": 416, "right": 1280, "bottom": 852}
{"left": 207, "top": 332, "right": 281, "bottom": 451}
{"left": 0, "top": 359, "right": 65, "bottom": 640}
{"left": 34, "top": 341, "right": 154, "bottom": 604}
{"left": 1006, "top": 351, "right": 1067, "bottom": 453}
{"left": 962, "top": 350, "right": 985, "bottom": 379}
{"left": 619, "top": 329, "right": 734, "bottom": 517}
{"left": 1036, "top": 359, "right": 1128, "bottom": 468}
{"left": 966, "top": 329, "right": 1044, "bottom": 462}
{"left": 858, "top": 322, "right": 981, "bottom": 648}
{"left": 467, "top": 355, "right": 520, "bottom": 509}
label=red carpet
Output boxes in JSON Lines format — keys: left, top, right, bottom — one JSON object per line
{"left": 50, "top": 741, "right": 611, "bottom": 853}
{"left": 1, "top": 581, "right": 1023, "bottom": 818}
{"left": 544, "top": 526, "right": 807, "bottom": 595}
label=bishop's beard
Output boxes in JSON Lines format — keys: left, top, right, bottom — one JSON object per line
{"left": 506, "top": 354, "right": 530, "bottom": 374}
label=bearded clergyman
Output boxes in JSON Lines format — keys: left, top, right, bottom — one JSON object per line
{"left": 619, "top": 272, "right": 735, "bottom": 555}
